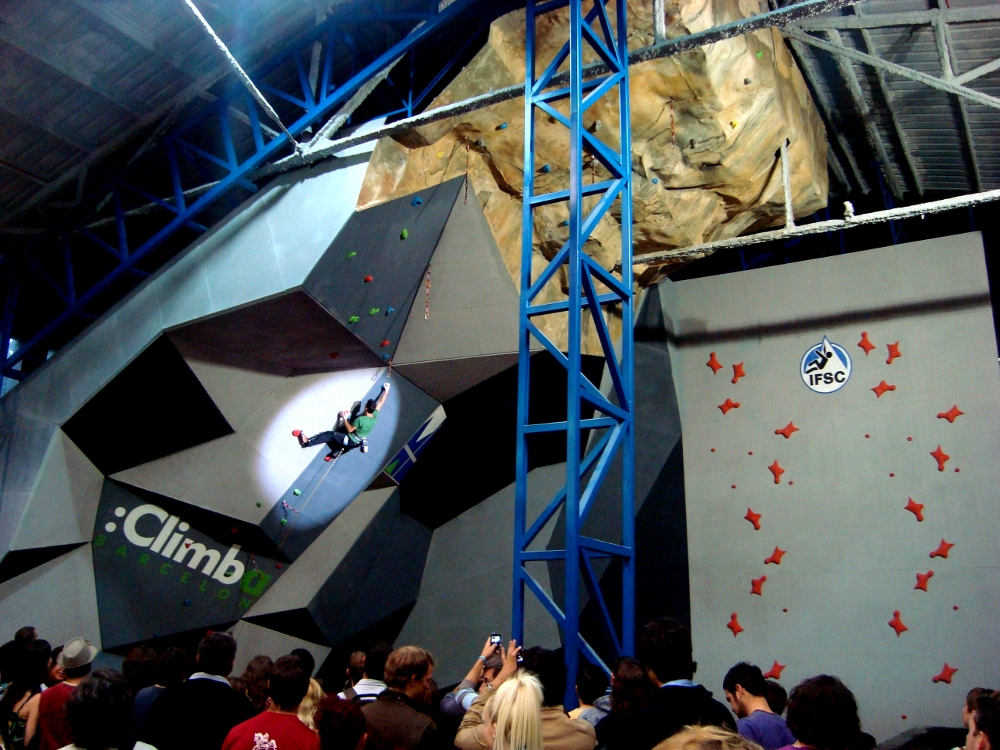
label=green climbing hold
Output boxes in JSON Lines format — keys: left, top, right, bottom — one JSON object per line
{"left": 400, "top": 228, "right": 408, "bottom": 240}
{"left": 756, "top": 50, "right": 763, "bottom": 59}
{"left": 256, "top": 502, "right": 262, "bottom": 507}
{"left": 347, "top": 251, "right": 357, "bottom": 258}
{"left": 349, "top": 315, "right": 360, "bottom": 323}
{"left": 369, "top": 307, "right": 380, "bottom": 315}
{"left": 293, "top": 489, "right": 301, "bottom": 496}
{"left": 280, "top": 518, "right": 288, "bottom": 526}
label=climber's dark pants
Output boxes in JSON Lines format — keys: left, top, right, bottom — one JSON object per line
{"left": 304, "top": 430, "right": 350, "bottom": 448}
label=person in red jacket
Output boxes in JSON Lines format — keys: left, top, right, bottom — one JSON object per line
{"left": 223, "top": 654, "right": 319, "bottom": 750}
{"left": 33, "top": 637, "right": 96, "bottom": 750}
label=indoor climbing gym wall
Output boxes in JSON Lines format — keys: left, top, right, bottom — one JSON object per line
{"left": 661, "top": 231, "right": 1000, "bottom": 740}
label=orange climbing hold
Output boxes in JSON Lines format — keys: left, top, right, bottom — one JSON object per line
{"left": 732, "top": 362, "right": 746, "bottom": 384}
{"left": 364, "top": 275, "right": 374, "bottom": 283}
{"left": 380, "top": 340, "right": 390, "bottom": 348}
{"left": 886, "top": 341, "right": 902, "bottom": 365}
{"left": 889, "top": 610, "right": 908, "bottom": 636}
{"left": 768, "top": 460, "right": 785, "bottom": 484}
{"left": 858, "top": 331, "right": 876, "bottom": 355}
{"left": 765, "top": 546, "right": 786, "bottom": 565}
{"left": 872, "top": 380, "right": 896, "bottom": 398}
{"left": 751, "top": 576, "right": 766, "bottom": 596}
{"left": 914, "top": 570, "right": 933, "bottom": 592}
{"left": 763, "top": 661, "right": 786, "bottom": 680}
{"left": 930, "top": 445, "right": 950, "bottom": 471}
{"left": 930, "top": 539, "right": 955, "bottom": 559}
{"left": 937, "top": 405, "right": 964, "bottom": 423}
{"left": 707, "top": 352, "right": 723, "bottom": 374}
{"left": 744, "top": 508, "right": 761, "bottom": 530}
{"left": 718, "top": 398, "right": 740, "bottom": 415}
{"left": 905, "top": 498, "right": 924, "bottom": 522}
{"left": 727, "top": 612, "right": 744, "bottom": 637}
{"left": 775, "top": 422, "right": 799, "bottom": 439}
{"left": 933, "top": 663, "right": 958, "bottom": 684}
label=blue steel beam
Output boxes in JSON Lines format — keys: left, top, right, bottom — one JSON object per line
{"left": 513, "top": 0, "right": 634, "bottom": 706}
{"left": 2, "top": 0, "right": 481, "bottom": 378}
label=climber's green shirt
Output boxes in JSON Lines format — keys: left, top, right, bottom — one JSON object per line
{"left": 348, "top": 409, "right": 378, "bottom": 443}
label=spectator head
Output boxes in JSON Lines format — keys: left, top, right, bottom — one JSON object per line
{"left": 723, "top": 663, "right": 768, "bottom": 718}
{"left": 483, "top": 671, "right": 544, "bottom": 750}
{"left": 122, "top": 645, "right": 158, "bottom": 693}
{"left": 47, "top": 645, "right": 65, "bottom": 686}
{"left": 610, "top": 657, "right": 653, "bottom": 715}
{"left": 268, "top": 655, "right": 311, "bottom": 711}
{"left": 384, "top": 646, "right": 435, "bottom": 707}
{"left": 58, "top": 637, "right": 98, "bottom": 680}
{"left": 241, "top": 654, "right": 274, "bottom": 713}
{"left": 14, "top": 627, "right": 37, "bottom": 646}
{"left": 967, "top": 689, "right": 992, "bottom": 728}
{"left": 0, "top": 641, "right": 19, "bottom": 684}
{"left": 196, "top": 632, "right": 237, "bottom": 678}
{"left": 291, "top": 648, "right": 316, "bottom": 677}
{"left": 155, "top": 646, "right": 189, "bottom": 687}
{"left": 0, "top": 638, "right": 51, "bottom": 737}
{"left": 65, "top": 668, "right": 133, "bottom": 750}
{"left": 652, "top": 724, "right": 764, "bottom": 750}
{"left": 785, "top": 675, "right": 861, "bottom": 750}
{"left": 229, "top": 676, "right": 248, "bottom": 695}
{"left": 364, "top": 642, "right": 392, "bottom": 682}
{"left": 764, "top": 680, "right": 788, "bottom": 716}
{"left": 483, "top": 651, "right": 504, "bottom": 685}
{"left": 298, "top": 678, "right": 325, "bottom": 730}
{"left": 518, "top": 647, "right": 567, "bottom": 708}
{"left": 346, "top": 651, "right": 365, "bottom": 686}
{"left": 316, "top": 695, "right": 367, "bottom": 750}
{"left": 639, "top": 617, "right": 695, "bottom": 685}
{"left": 576, "top": 661, "right": 609, "bottom": 707}
{"left": 968, "top": 692, "right": 1000, "bottom": 750}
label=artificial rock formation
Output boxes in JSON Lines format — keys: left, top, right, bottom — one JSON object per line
{"left": 358, "top": 0, "right": 827, "bottom": 352}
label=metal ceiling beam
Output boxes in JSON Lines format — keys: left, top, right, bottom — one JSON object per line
{"left": 824, "top": 29, "right": 905, "bottom": 200}
{"left": 954, "top": 56, "right": 1000, "bottom": 86}
{"left": 786, "top": 37, "right": 870, "bottom": 194}
{"left": 784, "top": 28, "right": 1000, "bottom": 111}
{"left": 0, "top": 100, "right": 94, "bottom": 153}
{"left": 794, "top": 6, "right": 1000, "bottom": 30}
{"left": 826, "top": 144, "right": 850, "bottom": 191}
{"left": 933, "top": 14, "right": 983, "bottom": 193}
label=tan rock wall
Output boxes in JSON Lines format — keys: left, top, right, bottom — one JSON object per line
{"left": 358, "top": 0, "right": 827, "bottom": 354}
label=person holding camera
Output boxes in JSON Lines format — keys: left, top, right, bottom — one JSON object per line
{"left": 441, "top": 637, "right": 505, "bottom": 718}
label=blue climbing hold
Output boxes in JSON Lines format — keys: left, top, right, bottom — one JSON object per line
{"left": 386, "top": 307, "right": 395, "bottom": 316}
{"left": 652, "top": 177, "right": 659, "bottom": 184}
{"left": 183, "top": 598, "right": 192, "bottom": 607}
{"left": 559, "top": 220, "right": 569, "bottom": 227}
{"left": 412, "top": 196, "right": 423, "bottom": 206}
{"left": 540, "top": 164, "right": 551, "bottom": 173}
{"left": 293, "top": 489, "right": 301, "bottom": 496}
{"left": 382, "top": 353, "right": 390, "bottom": 361}
{"left": 498, "top": 122, "right": 508, "bottom": 130}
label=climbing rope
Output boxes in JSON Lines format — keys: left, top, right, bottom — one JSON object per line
{"left": 670, "top": 101, "right": 675, "bottom": 147}
{"left": 424, "top": 268, "right": 431, "bottom": 320}
{"left": 464, "top": 138, "right": 470, "bottom": 204}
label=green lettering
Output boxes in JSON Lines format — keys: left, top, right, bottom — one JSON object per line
{"left": 239, "top": 597, "right": 253, "bottom": 610}
{"left": 198, "top": 579, "right": 209, "bottom": 592}
{"left": 179, "top": 572, "right": 191, "bottom": 584}
{"left": 138, "top": 554, "right": 150, "bottom": 566}
{"left": 159, "top": 564, "right": 171, "bottom": 575}
{"left": 94, "top": 535, "right": 106, "bottom": 547}
{"left": 114, "top": 545, "right": 127, "bottom": 558}
{"left": 240, "top": 569, "right": 273, "bottom": 597}
{"left": 217, "top": 588, "right": 230, "bottom": 600}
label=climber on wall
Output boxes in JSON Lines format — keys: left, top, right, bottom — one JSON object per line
{"left": 292, "top": 382, "right": 390, "bottom": 459}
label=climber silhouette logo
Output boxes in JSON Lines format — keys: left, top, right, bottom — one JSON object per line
{"left": 800, "top": 336, "right": 851, "bottom": 394}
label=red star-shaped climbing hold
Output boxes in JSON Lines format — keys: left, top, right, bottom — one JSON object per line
{"left": 727, "top": 612, "right": 744, "bottom": 637}
{"left": 744, "top": 508, "right": 761, "bottom": 531}
{"left": 930, "top": 445, "right": 950, "bottom": 471}
{"left": 768, "top": 460, "right": 785, "bottom": 484}
{"left": 937, "top": 405, "right": 964, "bottom": 424}
{"left": 858, "top": 331, "right": 876, "bottom": 355}
{"left": 930, "top": 539, "right": 955, "bottom": 559}
{"left": 751, "top": 575, "right": 767, "bottom": 596}
{"left": 905, "top": 498, "right": 925, "bottom": 522}
{"left": 872, "top": 380, "right": 896, "bottom": 398}
{"left": 765, "top": 546, "right": 786, "bottom": 565}
{"left": 707, "top": 352, "right": 723, "bottom": 374}
{"left": 775, "top": 422, "right": 799, "bottom": 439}
{"left": 886, "top": 341, "right": 902, "bottom": 365}
{"left": 915, "top": 570, "right": 934, "bottom": 592}
{"left": 763, "top": 661, "right": 786, "bottom": 680}
{"left": 732, "top": 362, "right": 746, "bottom": 384}
{"left": 888, "top": 610, "right": 908, "bottom": 636}
{"left": 933, "top": 663, "right": 958, "bottom": 684}
{"left": 718, "top": 398, "right": 740, "bottom": 415}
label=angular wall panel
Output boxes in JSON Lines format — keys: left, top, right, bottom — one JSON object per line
{"left": 230, "top": 620, "right": 331, "bottom": 677}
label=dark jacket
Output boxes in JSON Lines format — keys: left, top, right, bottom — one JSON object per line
{"left": 139, "top": 676, "right": 256, "bottom": 750}
{"left": 597, "top": 684, "right": 735, "bottom": 750}
{"left": 362, "top": 688, "right": 439, "bottom": 750}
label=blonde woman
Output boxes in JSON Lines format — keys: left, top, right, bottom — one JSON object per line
{"left": 654, "top": 725, "right": 765, "bottom": 750}
{"left": 297, "top": 678, "right": 325, "bottom": 730}
{"left": 476, "top": 672, "right": 544, "bottom": 750}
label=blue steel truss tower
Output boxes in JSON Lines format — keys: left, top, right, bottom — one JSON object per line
{"left": 513, "top": 0, "right": 634, "bottom": 705}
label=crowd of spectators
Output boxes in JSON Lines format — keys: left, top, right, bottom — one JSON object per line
{"left": 0, "top": 617, "right": 993, "bottom": 750}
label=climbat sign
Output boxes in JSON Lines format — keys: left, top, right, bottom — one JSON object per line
{"left": 800, "top": 336, "right": 851, "bottom": 394}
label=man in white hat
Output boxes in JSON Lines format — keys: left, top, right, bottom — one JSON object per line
{"left": 32, "top": 636, "right": 96, "bottom": 750}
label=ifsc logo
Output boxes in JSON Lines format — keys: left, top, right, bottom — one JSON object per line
{"left": 800, "top": 336, "right": 851, "bottom": 393}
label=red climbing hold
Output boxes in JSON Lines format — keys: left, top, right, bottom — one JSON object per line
{"left": 872, "top": 380, "right": 896, "bottom": 398}
{"left": 707, "top": 352, "right": 723, "bottom": 374}
{"left": 718, "top": 398, "right": 740, "bottom": 415}
{"left": 905, "top": 498, "right": 925, "bottom": 522}
{"left": 933, "top": 663, "right": 958, "bottom": 684}
{"left": 775, "top": 422, "right": 799, "bottom": 439}
{"left": 292, "top": 430, "right": 302, "bottom": 437}
{"left": 328, "top": 352, "right": 339, "bottom": 359}
{"left": 364, "top": 275, "right": 374, "bottom": 283}
{"left": 915, "top": 570, "right": 934, "bottom": 592}
{"left": 938, "top": 405, "right": 964, "bottom": 424}
{"left": 751, "top": 575, "right": 767, "bottom": 596}
{"left": 930, "top": 539, "right": 955, "bottom": 559}
{"left": 858, "top": 331, "right": 876, "bottom": 355}
{"left": 886, "top": 341, "right": 902, "bottom": 365}
{"left": 765, "top": 546, "right": 786, "bottom": 565}
{"left": 381, "top": 339, "right": 390, "bottom": 348}
{"left": 930, "top": 445, "right": 950, "bottom": 471}
{"left": 768, "top": 460, "right": 785, "bottom": 484}
{"left": 889, "top": 610, "right": 908, "bottom": 636}
{"left": 727, "top": 612, "right": 744, "bottom": 637}
{"left": 276, "top": 563, "right": 283, "bottom": 569}
{"left": 324, "top": 455, "right": 332, "bottom": 462}
{"left": 732, "top": 362, "right": 746, "bottom": 384}
{"left": 763, "top": 661, "right": 786, "bottom": 680}
{"left": 231, "top": 526, "right": 238, "bottom": 534}
{"left": 744, "top": 508, "right": 761, "bottom": 530}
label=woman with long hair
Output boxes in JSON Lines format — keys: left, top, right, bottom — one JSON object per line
{"left": 0, "top": 640, "right": 52, "bottom": 750}
{"left": 595, "top": 656, "right": 655, "bottom": 750}
{"left": 482, "top": 671, "right": 544, "bottom": 750}
{"left": 240, "top": 655, "right": 273, "bottom": 714}
{"left": 297, "top": 678, "right": 325, "bottom": 730}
